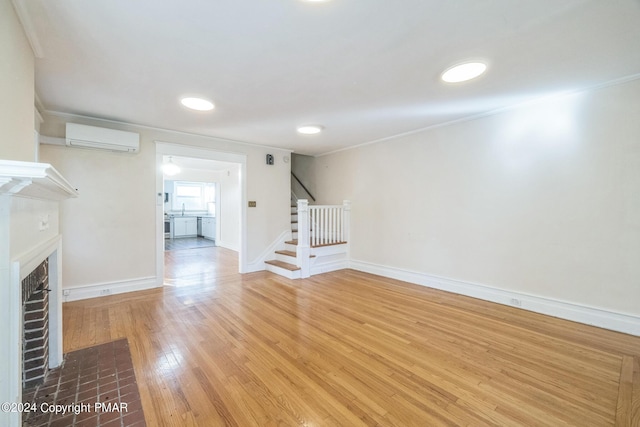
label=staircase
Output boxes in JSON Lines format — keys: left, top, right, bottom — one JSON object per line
{"left": 264, "top": 202, "right": 306, "bottom": 279}
{"left": 265, "top": 199, "right": 350, "bottom": 279}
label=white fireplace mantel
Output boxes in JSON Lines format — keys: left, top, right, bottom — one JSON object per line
{"left": 0, "top": 159, "right": 78, "bottom": 200}
{"left": 0, "top": 159, "right": 77, "bottom": 427}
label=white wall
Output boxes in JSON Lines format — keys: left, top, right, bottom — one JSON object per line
{"left": 218, "top": 164, "right": 241, "bottom": 251}
{"left": 166, "top": 169, "right": 223, "bottom": 185}
{"left": 312, "top": 78, "right": 640, "bottom": 319}
{"left": 0, "top": 0, "right": 35, "bottom": 162}
{"left": 39, "top": 114, "right": 290, "bottom": 291}
{"left": 41, "top": 144, "right": 156, "bottom": 288}
{"left": 0, "top": 1, "right": 38, "bottom": 423}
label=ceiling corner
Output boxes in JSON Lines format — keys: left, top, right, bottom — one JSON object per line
{"left": 11, "top": 0, "right": 45, "bottom": 59}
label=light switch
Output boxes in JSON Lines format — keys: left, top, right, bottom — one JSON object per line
{"left": 248, "top": 201, "right": 257, "bottom": 207}
{"left": 39, "top": 214, "right": 50, "bottom": 231}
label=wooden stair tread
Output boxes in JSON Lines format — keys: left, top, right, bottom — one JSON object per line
{"left": 311, "top": 241, "right": 348, "bottom": 248}
{"left": 284, "top": 239, "right": 347, "bottom": 248}
{"left": 265, "top": 260, "right": 300, "bottom": 271}
{"left": 275, "top": 250, "right": 316, "bottom": 258}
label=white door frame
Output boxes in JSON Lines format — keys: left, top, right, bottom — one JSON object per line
{"left": 155, "top": 141, "right": 247, "bottom": 285}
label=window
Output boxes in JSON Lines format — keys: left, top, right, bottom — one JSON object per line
{"left": 172, "top": 181, "right": 215, "bottom": 212}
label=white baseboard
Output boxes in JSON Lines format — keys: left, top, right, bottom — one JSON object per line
{"left": 216, "top": 239, "right": 239, "bottom": 252}
{"left": 349, "top": 260, "right": 640, "bottom": 337}
{"left": 62, "top": 276, "right": 158, "bottom": 302}
{"left": 311, "top": 258, "right": 349, "bottom": 276}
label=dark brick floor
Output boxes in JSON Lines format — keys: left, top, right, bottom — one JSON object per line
{"left": 22, "top": 338, "right": 146, "bottom": 427}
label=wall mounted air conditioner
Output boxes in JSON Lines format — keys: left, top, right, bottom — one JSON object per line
{"left": 65, "top": 123, "right": 140, "bottom": 153}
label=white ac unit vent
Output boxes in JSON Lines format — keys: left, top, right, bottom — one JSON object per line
{"left": 65, "top": 123, "right": 140, "bottom": 153}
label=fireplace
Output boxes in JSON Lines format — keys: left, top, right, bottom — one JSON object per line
{"left": 22, "top": 259, "right": 50, "bottom": 390}
{"left": 0, "top": 160, "right": 77, "bottom": 427}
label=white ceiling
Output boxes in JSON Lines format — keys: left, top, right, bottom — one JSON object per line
{"left": 18, "top": 0, "right": 640, "bottom": 156}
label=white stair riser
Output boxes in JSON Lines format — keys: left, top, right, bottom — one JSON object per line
{"left": 265, "top": 263, "right": 301, "bottom": 279}
{"left": 275, "top": 252, "right": 297, "bottom": 263}
{"left": 284, "top": 243, "right": 297, "bottom": 252}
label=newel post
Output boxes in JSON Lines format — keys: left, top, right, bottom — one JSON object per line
{"left": 296, "top": 199, "right": 311, "bottom": 278}
{"left": 342, "top": 200, "right": 351, "bottom": 243}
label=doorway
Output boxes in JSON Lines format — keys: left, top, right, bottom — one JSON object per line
{"left": 155, "top": 142, "right": 247, "bottom": 286}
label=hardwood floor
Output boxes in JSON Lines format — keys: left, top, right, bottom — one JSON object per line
{"left": 63, "top": 247, "right": 640, "bottom": 426}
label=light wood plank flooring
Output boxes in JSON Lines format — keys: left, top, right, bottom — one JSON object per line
{"left": 63, "top": 246, "right": 640, "bottom": 426}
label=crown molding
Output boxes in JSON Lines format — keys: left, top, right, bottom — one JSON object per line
{"left": 45, "top": 110, "right": 294, "bottom": 154}
{"left": 11, "top": 0, "right": 44, "bottom": 58}
{"left": 316, "top": 72, "right": 640, "bottom": 158}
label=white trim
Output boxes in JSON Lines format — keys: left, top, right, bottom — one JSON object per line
{"left": 13, "top": 235, "right": 60, "bottom": 280}
{"left": 47, "top": 244, "right": 63, "bottom": 369}
{"left": 39, "top": 135, "right": 65, "bottom": 146}
{"left": 62, "top": 276, "right": 158, "bottom": 302}
{"left": 11, "top": 0, "right": 44, "bottom": 58}
{"left": 45, "top": 110, "right": 293, "bottom": 153}
{"left": 155, "top": 141, "right": 247, "bottom": 278}
{"left": 310, "top": 258, "right": 349, "bottom": 276}
{"left": 349, "top": 259, "right": 640, "bottom": 337}
{"left": 34, "top": 108, "right": 44, "bottom": 129}
{"left": 216, "top": 240, "right": 239, "bottom": 252}
{"left": 0, "top": 160, "right": 78, "bottom": 200}
{"left": 7, "top": 262, "right": 21, "bottom": 427}
{"left": 246, "top": 230, "right": 291, "bottom": 273}
{"left": 316, "top": 72, "right": 640, "bottom": 158}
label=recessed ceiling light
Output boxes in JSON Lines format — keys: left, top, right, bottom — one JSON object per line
{"left": 441, "top": 62, "right": 487, "bottom": 83}
{"left": 297, "top": 125, "right": 324, "bottom": 135}
{"left": 180, "top": 97, "right": 214, "bottom": 111}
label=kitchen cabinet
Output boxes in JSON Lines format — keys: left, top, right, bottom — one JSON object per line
{"left": 173, "top": 217, "right": 197, "bottom": 237}
{"left": 202, "top": 217, "right": 216, "bottom": 241}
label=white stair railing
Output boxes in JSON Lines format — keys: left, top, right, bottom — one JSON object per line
{"left": 311, "top": 204, "right": 342, "bottom": 246}
{"left": 297, "top": 200, "right": 350, "bottom": 247}
{"left": 295, "top": 199, "right": 350, "bottom": 278}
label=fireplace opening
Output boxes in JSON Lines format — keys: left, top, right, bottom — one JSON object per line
{"left": 22, "top": 258, "right": 50, "bottom": 391}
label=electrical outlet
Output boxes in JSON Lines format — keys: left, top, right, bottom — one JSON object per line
{"left": 510, "top": 298, "right": 522, "bottom": 307}
{"left": 101, "top": 289, "right": 111, "bottom": 295}
{"left": 63, "top": 289, "right": 70, "bottom": 296}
